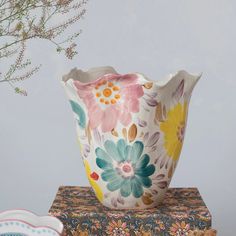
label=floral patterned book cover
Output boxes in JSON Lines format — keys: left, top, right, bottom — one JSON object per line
{"left": 49, "top": 186, "right": 211, "bottom": 236}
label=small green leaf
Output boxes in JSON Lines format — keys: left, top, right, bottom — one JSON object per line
{"left": 69, "top": 100, "right": 86, "bottom": 129}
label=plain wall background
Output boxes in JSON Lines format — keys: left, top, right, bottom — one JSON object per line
{"left": 0, "top": 0, "right": 235, "bottom": 235}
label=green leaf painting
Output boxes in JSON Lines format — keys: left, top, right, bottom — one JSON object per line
{"left": 69, "top": 100, "right": 86, "bottom": 129}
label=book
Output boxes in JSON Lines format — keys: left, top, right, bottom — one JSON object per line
{"left": 49, "top": 186, "right": 212, "bottom": 236}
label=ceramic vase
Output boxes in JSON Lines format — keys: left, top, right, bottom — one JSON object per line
{"left": 61, "top": 66, "right": 201, "bottom": 209}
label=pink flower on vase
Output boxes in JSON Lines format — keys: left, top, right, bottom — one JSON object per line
{"left": 74, "top": 73, "right": 144, "bottom": 132}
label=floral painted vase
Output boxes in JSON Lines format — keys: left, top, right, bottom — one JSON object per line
{"left": 61, "top": 66, "right": 201, "bottom": 209}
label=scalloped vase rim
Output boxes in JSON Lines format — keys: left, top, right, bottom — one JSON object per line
{"left": 62, "top": 66, "right": 202, "bottom": 87}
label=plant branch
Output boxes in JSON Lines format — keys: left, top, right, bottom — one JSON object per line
{"left": 0, "top": 0, "right": 88, "bottom": 95}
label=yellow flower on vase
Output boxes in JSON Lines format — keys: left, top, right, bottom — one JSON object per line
{"left": 160, "top": 102, "right": 187, "bottom": 161}
{"left": 84, "top": 160, "right": 103, "bottom": 202}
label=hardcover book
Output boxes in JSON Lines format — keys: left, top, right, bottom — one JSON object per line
{"left": 49, "top": 186, "right": 212, "bottom": 236}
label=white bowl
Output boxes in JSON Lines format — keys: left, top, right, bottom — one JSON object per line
{"left": 0, "top": 209, "right": 63, "bottom": 235}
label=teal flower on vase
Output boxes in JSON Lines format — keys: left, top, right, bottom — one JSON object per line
{"left": 95, "top": 139, "right": 155, "bottom": 198}
{"left": 69, "top": 100, "right": 86, "bottom": 128}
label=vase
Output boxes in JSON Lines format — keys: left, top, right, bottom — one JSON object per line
{"left": 61, "top": 66, "right": 201, "bottom": 209}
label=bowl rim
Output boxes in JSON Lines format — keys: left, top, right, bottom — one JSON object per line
{"left": 0, "top": 209, "right": 63, "bottom": 235}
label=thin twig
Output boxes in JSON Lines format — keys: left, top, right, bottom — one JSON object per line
{"left": 0, "top": 0, "right": 88, "bottom": 94}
